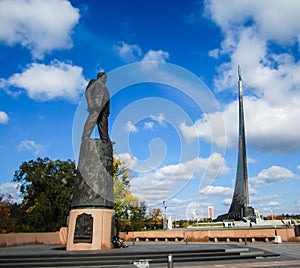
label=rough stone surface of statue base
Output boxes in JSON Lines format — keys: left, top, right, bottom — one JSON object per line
{"left": 66, "top": 208, "right": 114, "bottom": 250}
{"left": 71, "top": 139, "right": 114, "bottom": 209}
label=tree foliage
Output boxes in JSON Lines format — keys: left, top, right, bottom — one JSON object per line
{"left": 113, "top": 158, "right": 147, "bottom": 231}
{"left": 129, "top": 200, "right": 147, "bottom": 231}
{"left": 113, "top": 158, "right": 136, "bottom": 215}
{"left": 146, "top": 208, "right": 163, "bottom": 229}
{"left": 7, "top": 156, "right": 147, "bottom": 232}
{"left": 0, "top": 194, "right": 13, "bottom": 233}
{"left": 13, "top": 157, "right": 76, "bottom": 232}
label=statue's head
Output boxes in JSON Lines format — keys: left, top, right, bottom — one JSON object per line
{"left": 97, "top": 72, "right": 107, "bottom": 83}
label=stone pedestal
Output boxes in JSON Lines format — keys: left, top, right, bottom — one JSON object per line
{"left": 66, "top": 139, "right": 115, "bottom": 250}
{"left": 66, "top": 208, "right": 114, "bottom": 250}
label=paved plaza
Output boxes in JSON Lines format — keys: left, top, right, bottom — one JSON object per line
{"left": 0, "top": 242, "right": 300, "bottom": 267}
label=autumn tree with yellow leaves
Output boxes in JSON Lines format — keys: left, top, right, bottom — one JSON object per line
{"left": 113, "top": 158, "right": 146, "bottom": 231}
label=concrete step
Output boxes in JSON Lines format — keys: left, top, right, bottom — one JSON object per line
{"left": 0, "top": 246, "right": 279, "bottom": 267}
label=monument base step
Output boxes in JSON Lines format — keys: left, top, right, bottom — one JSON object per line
{"left": 0, "top": 244, "right": 280, "bottom": 267}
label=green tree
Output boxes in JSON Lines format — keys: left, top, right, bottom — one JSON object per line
{"left": 128, "top": 200, "right": 147, "bottom": 231}
{"left": 0, "top": 194, "right": 13, "bottom": 233}
{"left": 11, "top": 156, "right": 145, "bottom": 232}
{"left": 13, "top": 157, "right": 76, "bottom": 232}
{"left": 8, "top": 203, "right": 28, "bottom": 232}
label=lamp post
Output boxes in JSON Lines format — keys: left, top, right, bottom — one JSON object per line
{"left": 269, "top": 207, "right": 274, "bottom": 221}
{"left": 163, "top": 201, "right": 167, "bottom": 229}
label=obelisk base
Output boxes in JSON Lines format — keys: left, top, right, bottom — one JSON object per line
{"left": 66, "top": 208, "right": 114, "bottom": 250}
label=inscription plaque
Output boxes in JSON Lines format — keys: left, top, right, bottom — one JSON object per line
{"left": 74, "top": 213, "right": 93, "bottom": 243}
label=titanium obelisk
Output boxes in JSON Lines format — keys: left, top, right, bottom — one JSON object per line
{"left": 216, "top": 66, "right": 254, "bottom": 221}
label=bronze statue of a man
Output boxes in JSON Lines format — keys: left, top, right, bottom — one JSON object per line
{"left": 82, "top": 72, "right": 110, "bottom": 141}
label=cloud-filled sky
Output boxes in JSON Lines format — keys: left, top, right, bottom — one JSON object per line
{"left": 0, "top": 0, "right": 299, "bottom": 219}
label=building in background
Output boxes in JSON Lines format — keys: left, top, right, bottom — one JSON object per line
{"left": 208, "top": 206, "right": 214, "bottom": 219}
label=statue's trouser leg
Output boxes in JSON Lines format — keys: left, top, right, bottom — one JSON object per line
{"left": 97, "top": 106, "right": 110, "bottom": 141}
{"left": 82, "top": 110, "right": 100, "bottom": 140}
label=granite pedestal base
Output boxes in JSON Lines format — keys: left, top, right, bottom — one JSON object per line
{"left": 66, "top": 208, "right": 114, "bottom": 250}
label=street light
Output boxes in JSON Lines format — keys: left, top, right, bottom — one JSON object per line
{"left": 269, "top": 207, "right": 274, "bottom": 221}
{"left": 163, "top": 201, "right": 167, "bottom": 229}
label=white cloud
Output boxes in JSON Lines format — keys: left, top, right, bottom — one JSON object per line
{"left": 140, "top": 50, "right": 170, "bottom": 71}
{"left": 130, "top": 152, "right": 229, "bottom": 206}
{"left": 114, "top": 41, "right": 142, "bottom": 62}
{"left": 180, "top": 116, "right": 211, "bottom": 143}
{"left": 0, "top": 182, "right": 21, "bottom": 203}
{"left": 18, "top": 139, "right": 44, "bottom": 155}
{"left": 268, "top": 201, "right": 280, "bottom": 207}
{"left": 239, "top": 97, "right": 300, "bottom": 152}
{"left": 150, "top": 114, "right": 166, "bottom": 126}
{"left": 250, "top": 166, "right": 295, "bottom": 186}
{"left": 222, "top": 198, "right": 232, "bottom": 206}
{"left": 249, "top": 186, "right": 258, "bottom": 195}
{"left": 115, "top": 153, "right": 137, "bottom": 170}
{"left": 251, "top": 194, "right": 279, "bottom": 203}
{"left": 159, "top": 152, "right": 229, "bottom": 182}
{"left": 159, "top": 158, "right": 201, "bottom": 181}
{"left": 5, "top": 61, "right": 87, "bottom": 101}
{"left": 142, "top": 50, "right": 169, "bottom": 62}
{"left": 124, "top": 121, "right": 138, "bottom": 133}
{"left": 114, "top": 41, "right": 170, "bottom": 68}
{"left": 0, "top": 0, "right": 80, "bottom": 59}
{"left": 0, "top": 111, "right": 9, "bottom": 124}
{"left": 180, "top": 111, "right": 227, "bottom": 148}
{"left": 205, "top": 0, "right": 300, "bottom": 46}
{"left": 200, "top": 185, "right": 233, "bottom": 196}
{"left": 144, "top": 122, "right": 154, "bottom": 130}
{"left": 208, "top": 48, "right": 220, "bottom": 59}
{"left": 201, "top": 152, "right": 230, "bottom": 182}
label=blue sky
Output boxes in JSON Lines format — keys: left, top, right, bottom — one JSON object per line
{"left": 0, "top": 0, "right": 300, "bottom": 220}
